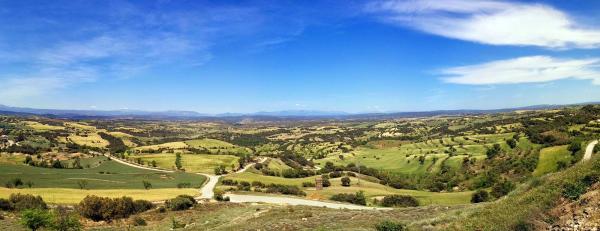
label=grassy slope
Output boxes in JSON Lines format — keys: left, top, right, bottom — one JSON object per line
{"left": 137, "top": 153, "right": 239, "bottom": 173}
{"left": 533, "top": 145, "right": 571, "bottom": 176}
{"left": 443, "top": 157, "right": 600, "bottom": 230}
{"left": 0, "top": 158, "right": 205, "bottom": 189}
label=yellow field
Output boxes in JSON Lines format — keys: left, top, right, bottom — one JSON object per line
{"left": 68, "top": 133, "right": 109, "bottom": 148}
{"left": 64, "top": 122, "right": 97, "bottom": 130}
{"left": 134, "top": 141, "right": 189, "bottom": 151}
{"left": 0, "top": 188, "right": 198, "bottom": 204}
{"left": 23, "top": 121, "right": 64, "bottom": 131}
{"left": 137, "top": 153, "right": 239, "bottom": 173}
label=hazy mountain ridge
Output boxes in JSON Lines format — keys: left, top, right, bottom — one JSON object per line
{"left": 0, "top": 103, "right": 597, "bottom": 121}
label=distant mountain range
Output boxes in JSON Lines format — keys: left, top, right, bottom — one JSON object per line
{"left": 0, "top": 103, "right": 596, "bottom": 121}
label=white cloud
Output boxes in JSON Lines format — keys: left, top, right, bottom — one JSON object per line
{"left": 366, "top": 0, "right": 600, "bottom": 48}
{"left": 441, "top": 56, "right": 600, "bottom": 85}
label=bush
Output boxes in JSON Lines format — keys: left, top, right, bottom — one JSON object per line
{"left": 341, "top": 176, "right": 351, "bottom": 187}
{"left": 142, "top": 181, "right": 152, "bottom": 190}
{"left": 50, "top": 206, "right": 82, "bottom": 231}
{"left": 347, "top": 172, "right": 356, "bottom": 177}
{"left": 491, "top": 180, "right": 516, "bottom": 198}
{"left": 265, "top": 184, "right": 306, "bottom": 196}
{"left": 133, "top": 200, "right": 154, "bottom": 213}
{"left": 214, "top": 190, "right": 229, "bottom": 201}
{"left": 380, "top": 195, "right": 419, "bottom": 207}
{"left": 329, "top": 171, "right": 343, "bottom": 178}
{"left": 0, "top": 198, "right": 13, "bottom": 211}
{"left": 132, "top": 216, "right": 147, "bottom": 226}
{"left": 20, "top": 208, "right": 51, "bottom": 231}
{"left": 330, "top": 191, "right": 366, "bottom": 205}
{"left": 177, "top": 182, "right": 191, "bottom": 188}
{"left": 221, "top": 179, "right": 237, "bottom": 186}
{"left": 165, "top": 195, "right": 196, "bottom": 211}
{"left": 375, "top": 220, "right": 406, "bottom": 231}
{"left": 471, "top": 190, "right": 490, "bottom": 203}
{"left": 562, "top": 182, "right": 587, "bottom": 200}
{"left": 302, "top": 182, "right": 315, "bottom": 187}
{"left": 9, "top": 193, "right": 47, "bottom": 211}
{"left": 78, "top": 195, "right": 145, "bottom": 221}
{"left": 251, "top": 181, "right": 265, "bottom": 188}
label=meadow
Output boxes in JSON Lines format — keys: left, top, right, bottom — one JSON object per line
{"left": 136, "top": 153, "right": 239, "bottom": 173}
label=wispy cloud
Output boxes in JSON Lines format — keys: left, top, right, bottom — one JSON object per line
{"left": 366, "top": 0, "right": 600, "bottom": 49}
{"left": 441, "top": 56, "right": 600, "bottom": 85}
{"left": 0, "top": 2, "right": 265, "bottom": 100}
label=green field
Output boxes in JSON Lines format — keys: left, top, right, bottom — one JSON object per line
{"left": 0, "top": 157, "right": 205, "bottom": 190}
{"left": 223, "top": 172, "right": 471, "bottom": 205}
{"left": 315, "top": 133, "right": 520, "bottom": 175}
{"left": 533, "top": 145, "right": 571, "bottom": 176}
{"left": 136, "top": 153, "right": 239, "bottom": 173}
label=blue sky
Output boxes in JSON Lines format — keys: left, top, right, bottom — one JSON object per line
{"left": 1, "top": 0, "right": 600, "bottom": 113}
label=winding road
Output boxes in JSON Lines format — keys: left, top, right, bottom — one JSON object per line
{"left": 583, "top": 140, "right": 599, "bottom": 162}
{"left": 106, "top": 156, "right": 381, "bottom": 210}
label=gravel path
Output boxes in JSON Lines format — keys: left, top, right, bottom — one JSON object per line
{"left": 583, "top": 140, "right": 598, "bottom": 162}
{"left": 225, "top": 194, "right": 391, "bottom": 210}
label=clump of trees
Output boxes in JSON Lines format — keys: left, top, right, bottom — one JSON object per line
{"left": 78, "top": 195, "right": 154, "bottom": 221}
{"left": 378, "top": 195, "right": 419, "bottom": 207}
{"left": 330, "top": 191, "right": 366, "bottom": 205}
{"left": 165, "top": 195, "right": 197, "bottom": 211}
{"left": 471, "top": 190, "right": 490, "bottom": 203}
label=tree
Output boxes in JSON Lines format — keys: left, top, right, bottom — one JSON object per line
{"left": 175, "top": 153, "right": 182, "bottom": 170}
{"left": 486, "top": 144, "right": 502, "bottom": 159}
{"left": 471, "top": 190, "right": 490, "bottom": 203}
{"left": 20, "top": 209, "right": 51, "bottom": 231}
{"left": 341, "top": 176, "right": 351, "bottom": 187}
{"left": 51, "top": 159, "right": 63, "bottom": 169}
{"left": 491, "top": 180, "right": 515, "bottom": 198}
{"left": 72, "top": 158, "right": 82, "bottom": 169}
{"left": 77, "top": 180, "right": 88, "bottom": 190}
{"left": 142, "top": 181, "right": 152, "bottom": 190}
{"left": 151, "top": 160, "right": 157, "bottom": 167}
{"left": 568, "top": 141, "right": 582, "bottom": 155}
{"left": 506, "top": 139, "right": 517, "bottom": 149}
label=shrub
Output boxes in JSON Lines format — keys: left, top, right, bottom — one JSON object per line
{"left": 20, "top": 208, "right": 51, "bottom": 231}
{"left": 341, "top": 176, "right": 351, "bottom": 187}
{"left": 513, "top": 220, "right": 534, "bottom": 231}
{"left": 11, "top": 178, "right": 24, "bottom": 188}
{"left": 491, "top": 180, "right": 516, "bottom": 198}
{"left": 302, "top": 182, "right": 315, "bottom": 187}
{"left": 330, "top": 191, "right": 366, "bottom": 205}
{"left": 562, "top": 182, "right": 587, "bottom": 200}
{"left": 380, "top": 195, "right": 419, "bottom": 207}
{"left": 142, "top": 181, "right": 152, "bottom": 190}
{"left": 133, "top": 200, "right": 154, "bottom": 213}
{"left": 9, "top": 193, "right": 47, "bottom": 211}
{"left": 471, "top": 190, "right": 490, "bottom": 203}
{"left": 78, "top": 195, "right": 144, "bottom": 221}
{"left": 251, "top": 181, "right": 265, "bottom": 188}
{"left": 214, "top": 190, "right": 229, "bottom": 201}
{"left": 132, "top": 216, "right": 147, "bottom": 226}
{"left": 78, "top": 195, "right": 112, "bottom": 221}
{"left": 177, "top": 182, "right": 191, "bottom": 188}
{"left": 165, "top": 195, "right": 196, "bottom": 211}
{"left": 50, "top": 206, "right": 82, "bottom": 231}
{"left": 221, "top": 179, "right": 237, "bottom": 186}
{"left": 0, "top": 198, "right": 13, "bottom": 211}
{"left": 346, "top": 172, "right": 356, "bottom": 177}
{"left": 375, "top": 220, "right": 406, "bottom": 231}
{"left": 329, "top": 171, "right": 342, "bottom": 178}
{"left": 265, "top": 184, "right": 306, "bottom": 196}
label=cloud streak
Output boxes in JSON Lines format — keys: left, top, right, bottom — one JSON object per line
{"left": 366, "top": 0, "right": 600, "bottom": 49}
{"left": 441, "top": 56, "right": 600, "bottom": 85}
